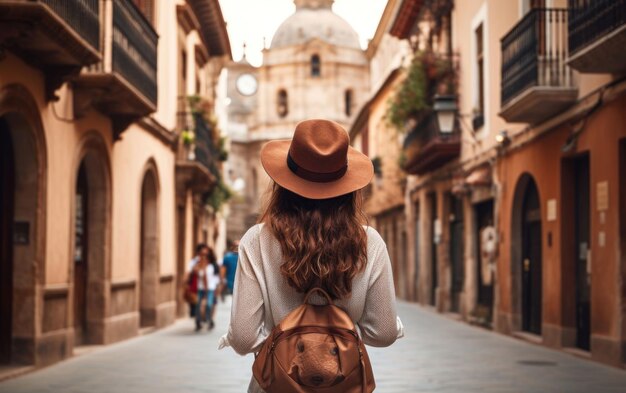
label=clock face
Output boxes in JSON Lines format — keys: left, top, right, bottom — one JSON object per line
{"left": 236, "top": 73, "right": 258, "bottom": 96}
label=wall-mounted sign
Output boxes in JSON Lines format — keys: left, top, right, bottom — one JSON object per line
{"left": 480, "top": 226, "right": 497, "bottom": 285}
{"left": 13, "top": 221, "right": 29, "bottom": 245}
{"left": 596, "top": 181, "right": 609, "bottom": 212}
{"left": 547, "top": 199, "right": 557, "bottom": 222}
{"left": 433, "top": 219, "right": 442, "bottom": 244}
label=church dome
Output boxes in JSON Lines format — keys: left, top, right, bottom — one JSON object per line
{"left": 270, "top": 1, "right": 361, "bottom": 50}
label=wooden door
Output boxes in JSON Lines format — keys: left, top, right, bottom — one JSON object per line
{"left": 0, "top": 124, "right": 14, "bottom": 363}
{"left": 574, "top": 156, "right": 591, "bottom": 350}
{"left": 449, "top": 196, "right": 464, "bottom": 313}
{"left": 430, "top": 194, "right": 438, "bottom": 306}
{"left": 475, "top": 200, "right": 494, "bottom": 310}
{"left": 74, "top": 164, "right": 89, "bottom": 345}
{"left": 522, "top": 180, "right": 542, "bottom": 334}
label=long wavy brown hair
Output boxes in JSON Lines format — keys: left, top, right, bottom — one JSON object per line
{"left": 260, "top": 183, "right": 368, "bottom": 299}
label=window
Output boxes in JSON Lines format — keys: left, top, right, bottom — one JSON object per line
{"left": 474, "top": 23, "right": 485, "bottom": 130}
{"left": 311, "top": 54, "right": 321, "bottom": 77}
{"left": 344, "top": 89, "right": 353, "bottom": 117}
{"left": 277, "top": 90, "right": 288, "bottom": 117}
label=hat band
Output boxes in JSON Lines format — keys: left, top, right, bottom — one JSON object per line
{"left": 287, "top": 153, "right": 348, "bottom": 183}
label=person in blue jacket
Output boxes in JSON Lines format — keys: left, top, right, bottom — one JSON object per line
{"left": 220, "top": 239, "right": 239, "bottom": 300}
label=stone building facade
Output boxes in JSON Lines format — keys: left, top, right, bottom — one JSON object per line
{"left": 223, "top": 0, "right": 369, "bottom": 241}
{"left": 0, "top": 0, "right": 230, "bottom": 371}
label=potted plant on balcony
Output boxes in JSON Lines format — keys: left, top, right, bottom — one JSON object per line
{"left": 387, "top": 50, "right": 456, "bottom": 133}
{"left": 181, "top": 129, "right": 195, "bottom": 145}
{"left": 205, "top": 176, "right": 233, "bottom": 213}
{"left": 180, "top": 129, "right": 195, "bottom": 160}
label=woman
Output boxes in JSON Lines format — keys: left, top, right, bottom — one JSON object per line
{"left": 219, "top": 119, "right": 403, "bottom": 392}
{"left": 194, "top": 247, "right": 220, "bottom": 331}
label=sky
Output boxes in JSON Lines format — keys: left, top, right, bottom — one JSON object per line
{"left": 218, "top": 0, "right": 388, "bottom": 66}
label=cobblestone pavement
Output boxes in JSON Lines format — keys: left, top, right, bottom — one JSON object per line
{"left": 1, "top": 298, "right": 626, "bottom": 393}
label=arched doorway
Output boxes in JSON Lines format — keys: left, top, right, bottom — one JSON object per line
{"left": 512, "top": 174, "right": 542, "bottom": 335}
{"left": 72, "top": 135, "right": 111, "bottom": 346}
{"left": 0, "top": 84, "right": 46, "bottom": 365}
{"left": 140, "top": 164, "right": 159, "bottom": 328}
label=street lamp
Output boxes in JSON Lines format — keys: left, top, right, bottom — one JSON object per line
{"left": 434, "top": 95, "right": 457, "bottom": 134}
{"left": 495, "top": 130, "right": 511, "bottom": 146}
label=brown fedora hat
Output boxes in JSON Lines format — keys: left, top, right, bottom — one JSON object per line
{"left": 260, "top": 119, "right": 373, "bottom": 199}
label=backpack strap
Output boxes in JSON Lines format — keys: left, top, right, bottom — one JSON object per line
{"left": 303, "top": 287, "right": 334, "bottom": 305}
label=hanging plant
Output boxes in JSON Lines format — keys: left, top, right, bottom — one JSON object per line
{"left": 205, "top": 177, "right": 233, "bottom": 213}
{"left": 387, "top": 50, "right": 456, "bottom": 132}
{"left": 181, "top": 129, "right": 195, "bottom": 145}
{"left": 218, "top": 136, "right": 229, "bottom": 162}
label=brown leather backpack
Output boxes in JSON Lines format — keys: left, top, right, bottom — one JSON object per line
{"left": 252, "top": 288, "right": 375, "bottom": 393}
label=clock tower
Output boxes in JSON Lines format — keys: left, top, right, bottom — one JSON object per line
{"left": 223, "top": 1, "right": 368, "bottom": 242}
{"left": 223, "top": 49, "right": 260, "bottom": 241}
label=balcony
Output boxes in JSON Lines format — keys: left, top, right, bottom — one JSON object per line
{"left": 175, "top": 96, "right": 217, "bottom": 194}
{"left": 499, "top": 8, "right": 577, "bottom": 124}
{"left": 73, "top": 0, "right": 157, "bottom": 138}
{"left": 403, "top": 112, "right": 460, "bottom": 176}
{"left": 568, "top": 0, "right": 626, "bottom": 73}
{"left": 0, "top": 0, "right": 101, "bottom": 99}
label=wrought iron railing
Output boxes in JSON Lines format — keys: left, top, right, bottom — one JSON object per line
{"left": 403, "top": 112, "right": 460, "bottom": 150}
{"left": 193, "top": 112, "right": 216, "bottom": 173}
{"left": 568, "top": 0, "right": 626, "bottom": 56}
{"left": 501, "top": 8, "right": 572, "bottom": 106}
{"left": 112, "top": 0, "right": 158, "bottom": 105}
{"left": 38, "top": 0, "right": 100, "bottom": 51}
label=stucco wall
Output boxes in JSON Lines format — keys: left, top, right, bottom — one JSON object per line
{"left": 497, "top": 93, "right": 626, "bottom": 346}
{"left": 0, "top": 53, "right": 118, "bottom": 286}
{"left": 111, "top": 124, "right": 176, "bottom": 281}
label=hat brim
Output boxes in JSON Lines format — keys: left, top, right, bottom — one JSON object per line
{"left": 260, "top": 140, "right": 374, "bottom": 200}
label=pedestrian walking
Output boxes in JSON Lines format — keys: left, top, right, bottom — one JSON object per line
{"left": 187, "top": 244, "right": 220, "bottom": 331}
{"left": 183, "top": 243, "right": 210, "bottom": 318}
{"left": 219, "top": 119, "right": 404, "bottom": 392}
{"left": 220, "top": 239, "right": 239, "bottom": 301}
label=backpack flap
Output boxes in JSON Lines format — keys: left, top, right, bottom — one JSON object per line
{"left": 252, "top": 288, "right": 375, "bottom": 393}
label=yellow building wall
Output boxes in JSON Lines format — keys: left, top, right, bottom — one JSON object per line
{"left": 0, "top": 53, "right": 117, "bottom": 285}
{"left": 111, "top": 125, "right": 176, "bottom": 280}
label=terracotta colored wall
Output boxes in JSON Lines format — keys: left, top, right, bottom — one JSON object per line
{"left": 578, "top": 95, "right": 626, "bottom": 337}
{"left": 498, "top": 93, "right": 626, "bottom": 339}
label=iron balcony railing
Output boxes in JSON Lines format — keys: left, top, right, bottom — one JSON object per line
{"left": 112, "top": 0, "right": 158, "bottom": 104}
{"left": 193, "top": 112, "right": 217, "bottom": 173}
{"left": 38, "top": 0, "right": 100, "bottom": 50}
{"left": 501, "top": 8, "right": 573, "bottom": 106}
{"left": 402, "top": 111, "right": 461, "bottom": 175}
{"left": 568, "top": 0, "right": 626, "bottom": 56}
{"left": 403, "top": 112, "right": 460, "bottom": 149}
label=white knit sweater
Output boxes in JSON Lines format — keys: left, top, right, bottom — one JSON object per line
{"left": 218, "top": 223, "right": 404, "bottom": 391}
{"left": 220, "top": 220, "right": 404, "bottom": 355}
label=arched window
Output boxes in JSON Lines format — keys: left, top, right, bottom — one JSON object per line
{"left": 344, "top": 89, "right": 353, "bottom": 116}
{"left": 277, "top": 89, "right": 288, "bottom": 117}
{"left": 311, "top": 54, "right": 321, "bottom": 77}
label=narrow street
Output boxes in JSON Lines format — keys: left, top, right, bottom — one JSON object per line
{"left": 1, "top": 299, "right": 625, "bottom": 393}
